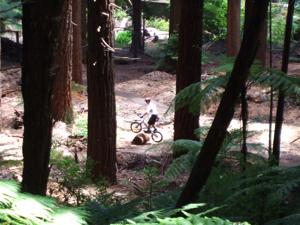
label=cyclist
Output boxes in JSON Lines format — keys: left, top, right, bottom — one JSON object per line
{"left": 142, "top": 97, "right": 158, "bottom": 133}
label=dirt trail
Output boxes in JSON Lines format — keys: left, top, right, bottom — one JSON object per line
{"left": 1, "top": 50, "right": 300, "bottom": 177}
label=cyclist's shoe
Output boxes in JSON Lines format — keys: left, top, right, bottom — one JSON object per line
{"left": 153, "top": 128, "right": 157, "bottom": 132}
{"left": 144, "top": 129, "right": 151, "bottom": 133}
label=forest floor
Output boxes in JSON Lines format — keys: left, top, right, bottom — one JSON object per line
{"left": 1, "top": 45, "right": 300, "bottom": 204}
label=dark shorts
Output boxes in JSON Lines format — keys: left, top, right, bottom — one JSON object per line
{"left": 148, "top": 115, "right": 158, "bottom": 125}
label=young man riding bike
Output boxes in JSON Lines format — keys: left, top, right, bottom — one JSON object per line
{"left": 142, "top": 97, "right": 158, "bottom": 133}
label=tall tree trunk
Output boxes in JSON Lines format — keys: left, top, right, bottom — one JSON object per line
{"left": 272, "top": 0, "right": 295, "bottom": 165}
{"left": 72, "top": 0, "right": 83, "bottom": 84}
{"left": 52, "top": 0, "right": 73, "bottom": 122}
{"left": 130, "top": 0, "right": 142, "bottom": 57}
{"left": 227, "top": 0, "right": 241, "bottom": 56}
{"left": 176, "top": 0, "right": 270, "bottom": 207}
{"left": 82, "top": 0, "right": 87, "bottom": 64}
{"left": 21, "top": 0, "right": 65, "bottom": 195}
{"left": 268, "top": 0, "right": 274, "bottom": 158}
{"left": 173, "top": 0, "right": 203, "bottom": 141}
{"left": 169, "top": 0, "right": 181, "bottom": 35}
{"left": 245, "top": 0, "right": 267, "bottom": 66}
{"left": 87, "top": 0, "right": 117, "bottom": 183}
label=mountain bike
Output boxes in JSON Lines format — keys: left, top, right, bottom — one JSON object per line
{"left": 130, "top": 115, "right": 163, "bottom": 142}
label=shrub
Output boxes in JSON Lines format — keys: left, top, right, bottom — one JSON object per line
{"left": 146, "top": 18, "right": 169, "bottom": 32}
{"left": 113, "top": 8, "right": 128, "bottom": 21}
{"left": 115, "top": 30, "right": 132, "bottom": 47}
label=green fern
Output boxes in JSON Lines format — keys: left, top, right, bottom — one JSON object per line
{"left": 251, "top": 69, "right": 300, "bottom": 96}
{"left": 165, "top": 129, "right": 262, "bottom": 183}
{"left": 0, "top": 180, "right": 88, "bottom": 225}
{"left": 112, "top": 203, "right": 250, "bottom": 225}
{"left": 225, "top": 166, "right": 300, "bottom": 224}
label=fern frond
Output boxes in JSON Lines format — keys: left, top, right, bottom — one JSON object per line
{"left": 251, "top": 69, "right": 300, "bottom": 96}
{"left": 174, "top": 74, "right": 229, "bottom": 115}
{"left": 0, "top": 180, "right": 88, "bottom": 225}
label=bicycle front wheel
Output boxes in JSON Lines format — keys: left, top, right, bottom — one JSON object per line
{"left": 130, "top": 122, "right": 142, "bottom": 133}
{"left": 151, "top": 131, "right": 163, "bottom": 142}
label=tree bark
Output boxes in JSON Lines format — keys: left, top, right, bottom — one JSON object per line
{"left": 173, "top": 0, "right": 203, "bottom": 141}
{"left": 130, "top": 0, "right": 142, "bottom": 57}
{"left": 245, "top": 0, "right": 267, "bottom": 66}
{"left": 52, "top": 0, "right": 73, "bottom": 122}
{"left": 169, "top": 0, "right": 181, "bottom": 35}
{"left": 227, "top": 0, "right": 241, "bottom": 57}
{"left": 72, "top": 0, "right": 83, "bottom": 84}
{"left": 87, "top": 0, "right": 117, "bottom": 183}
{"left": 82, "top": 0, "right": 87, "bottom": 64}
{"left": 21, "top": 0, "right": 65, "bottom": 195}
{"left": 272, "top": 0, "right": 295, "bottom": 165}
{"left": 176, "top": 0, "right": 270, "bottom": 207}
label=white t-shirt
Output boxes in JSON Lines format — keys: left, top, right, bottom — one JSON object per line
{"left": 147, "top": 102, "right": 158, "bottom": 116}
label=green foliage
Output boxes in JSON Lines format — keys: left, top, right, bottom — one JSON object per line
{"left": 115, "top": 30, "right": 132, "bottom": 47}
{"left": 156, "top": 34, "right": 178, "bottom": 72}
{"left": 112, "top": 203, "right": 250, "bottom": 225}
{"left": 165, "top": 129, "right": 263, "bottom": 183}
{"left": 252, "top": 69, "right": 300, "bottom": 96}
{"left": 0, "top": 180, "right": 88, "bottom": 225}
{"left": 224, "top": 166, "right": 300, "bottom": 224}
{"left": 146, "top": 18, "right": 169, "bottom": 31}
{"left": 114, "top": 7, "right": 129, "bottom": 21}
{"left": 50, "top": 151, "right": 111, "bottom": 206}
{"left": 0, "top": 0, "right": 22, "bottom": 29}
{"left": 174, "top": 75, "right": 229, "bottom": 115}
{"left": 72, "top": 114, "right": 88, "bottom": 138}
{"left": 204, "top": 0, "right": 227, "bottom": 41}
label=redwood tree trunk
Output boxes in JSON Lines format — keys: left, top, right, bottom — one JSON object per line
{"left": 227, "top": 0, "right": 241, "bottom": 56}
{"left": 72, "top": 0, "right": 83, "bottom": 84}
{"left": 169, "top": 0, "right": 181, "bottom": 35}
{"left": 174, "top": 0, "right": 203, "bottom": 141}
{"left": 272, "top": 0, "right": 295, "bottom": 165}
{"left": 87, "top": 0, "right": 117, "bottom": 183}
{"left": 21, "top": 0, "right": 65, "bottom": 195}
{"left": 130, "top": 0, "right": 142, "bottom": 57}
{"left": 52, "top": 0, "right": 73, "bottom": 122}
{"left": 176, "top": 0, "right": 270, "bottom": 207}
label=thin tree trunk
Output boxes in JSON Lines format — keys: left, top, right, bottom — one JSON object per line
{"left": 268, "top": 0, "right": 273, "bottom": 158}
{"left": 52, "top": 0, "right": 73, "bottom": 122}
{"left": 227, "top": 0, "right": 241, "bottom": 56}
{"left": 241, "top": 85, "right": 248, "bottom": 171}
{"left": 173, "top": 0, "right": 203, "bottom": 141}
{"left": 272, "top": 0, "right": 295, "bottom": 165}
{"left": 82, "top": 0, "right": 87, "bottom": 64}
{"left": 130, "top": 0, "right": 142, "bottom": 57}
{"left": 176, "top": 0, "right": 270, "bottom": 207}
{"left": 169, "top": 0, "right": 181, "bottom": 35}
{"left": 21, "top": 0, "right": 65, "bottom": 195}
{"left": 87, "top": 0, "right": 116, "bottom": 183}
{"left": 72, "top": 0, "right": 83, "bottom": 84}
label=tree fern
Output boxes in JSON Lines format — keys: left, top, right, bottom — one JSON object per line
{"left": 225, "top": 166, "right": 300, "bottom": 224}
{"left": 251, "top": 69, "right": 300, "bottom": 96}
{"left": 164, "top": 129, "right": 261, "bottom": 183}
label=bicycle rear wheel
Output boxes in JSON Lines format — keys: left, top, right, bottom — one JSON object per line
{"left": 151, "top": 131, "right": 163, "bottom": 142}
{"left": 130, "top": 122, "right": 142, "bottom": 133}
